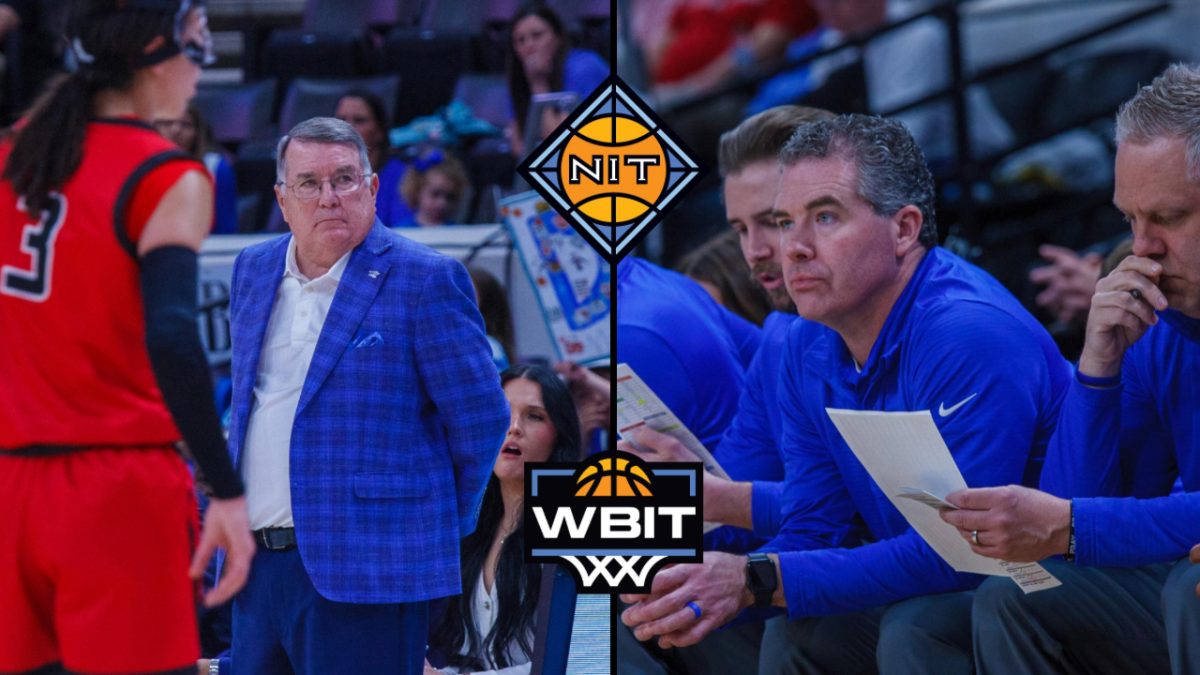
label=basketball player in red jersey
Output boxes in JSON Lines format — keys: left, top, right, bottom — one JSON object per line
{"left": 0, "top": 2, "right": 254, "bottom": 673}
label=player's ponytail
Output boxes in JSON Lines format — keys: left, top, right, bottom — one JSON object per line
{"left": 3, "top": 72, "right": 94, "bottom": 214}
{"left": 2, "top": 2, "right": 176, "bottom": 213}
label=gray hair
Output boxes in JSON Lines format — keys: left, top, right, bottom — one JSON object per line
{"left": 275, "top": 116, "right": 372, "bottom": 183}
{"left": 780, "top": 114, "right": 937, "bottom": 247}
{"left": 1115, "top": 62, "right": 1200, "bottom": 180}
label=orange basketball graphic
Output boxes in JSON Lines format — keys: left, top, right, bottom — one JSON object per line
{"left": 559, "top": 115, "right": 668, "bottom": 226}
{"left": 575, "top": 456, "right": 654, "bottom": 497}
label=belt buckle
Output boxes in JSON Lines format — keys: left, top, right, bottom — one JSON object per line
{"left": 256, "top": 527, "right": 295, "bottom": 551}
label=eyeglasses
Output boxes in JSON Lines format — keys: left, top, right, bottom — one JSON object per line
{"left": 278, "top": 172, "right": 373, "bottom": 201}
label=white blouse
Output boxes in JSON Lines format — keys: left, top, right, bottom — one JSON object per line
{"left": 441, "top": 573, "right": 534, "bottom": 675}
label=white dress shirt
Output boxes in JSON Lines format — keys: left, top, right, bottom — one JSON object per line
{"left": 242, "top": 238, "right": 350, "bottom": 530}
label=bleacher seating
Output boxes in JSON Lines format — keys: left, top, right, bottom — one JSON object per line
{"left": 261, "top": 29, "right": 376, "bottom": 87}
{"left": 278, "top": 75, "right": 401, "bottom": 133}
{"left": 452, "top": 73, "right": 516, "bottom": 222}
{"left": 192, "top": 79, "right": 279, "bottom": 147}
{"left": 381, "top": 29, "right": 472, "bottom": 126}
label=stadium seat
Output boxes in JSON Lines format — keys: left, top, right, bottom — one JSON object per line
{"left": 452, "top": 73, "right": 509, "bottom": 130}
{"left": 1036, "top": 47, "right": 1172, "bottom": 139}
{"left": 192, "top": 79, "right": 278, "bottom": 146}
{"left": 234, "top": 139, "right": 281, "bottom": 233}
{"left": 380, "top": 29, "right": 471, "bottom": 126}
{"left": 261, "top": 29, "right": 377, "bottom": 88}
{"left": 574, "top": 15, "right": 611, "bottom": 64}
{"left": 980, "top": 62, "right": 1054, "bottom": 147}
{"left": 451, "top": 73, "right": 515, "bottom": 222}
{"left": 301, "top": 0, "right": 413, "bottom": 33}
{"left": 416, "top": 0, "right": 479, "bottom": 34}
{"left": 278, "top": 74, "right": 401, "bottom": 133}
{"left": 546, "top": 0, "right": 609, "bottom": 26}
{"left": 475, "top": 19, "right": 511, "bottom": 74}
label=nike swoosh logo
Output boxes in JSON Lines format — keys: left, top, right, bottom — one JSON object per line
{"left": 938, "top": 393, "right": 978, "bottom": 417}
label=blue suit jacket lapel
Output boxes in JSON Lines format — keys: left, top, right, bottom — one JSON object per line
{"left": 295, "top": 222, "right": 394, "bottom": 416}
{"left": 231, "top": 235, "right": 289, "bottom": 467}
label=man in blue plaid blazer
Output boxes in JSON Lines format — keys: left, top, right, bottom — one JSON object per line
{"left": 222, "top": 117, "right": 509, "bottom": 675}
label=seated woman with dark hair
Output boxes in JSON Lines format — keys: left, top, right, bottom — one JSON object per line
{"left": 676, "top": 229, "right": 773, "bottom": 327}
{"left": 335, "top": 88, "right": 413, "bottom": 226}
{"left": 505, "top": 3, "right": 608, "bottom": 158}
{"left": 427, "top": 364, "right": 582, "bottom": 675}
{"left": 154, "top": 104, "right": 239, "bottom": 234}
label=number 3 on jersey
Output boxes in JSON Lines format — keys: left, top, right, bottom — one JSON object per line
{"left": 2, "top": 193, "right": 67, "bottom": 302}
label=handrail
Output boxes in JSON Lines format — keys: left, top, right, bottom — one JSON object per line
{"left": 654, "top": 0, "right": 1171, "bottom": 244}
{"left": 660, "top": 3, "right": 947, "bottom": 117}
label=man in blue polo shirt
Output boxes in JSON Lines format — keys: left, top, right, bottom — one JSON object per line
{"left": 621, "top": 114, "right": 1071, "bottom": 674}
{"left": 619, "top": 105, "right": 834, "bottom": 675}
{"left": 705, "top": 104, "right": 833, "bottom": 553}
{"left": 940, "top": 63, "right": 1200, "bottom": 675}
{"left": 617, "top": 256, "right": 760, "bottom": 455}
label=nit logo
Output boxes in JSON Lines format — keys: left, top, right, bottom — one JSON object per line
{"left": 525, "top": 451, "right": 702, "bottom": 594}
{"left": 517, "top": 76, "right": 703, "bottom": 262}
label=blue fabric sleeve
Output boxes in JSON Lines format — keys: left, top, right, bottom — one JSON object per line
{"left": 703, "top": 524, "right": 765, "bottom": 554}
{"left": 212, "top": 156, "right": 239, "bottom": 235}
{"left": 1075, "top": 493, "right": 1200, "bottom": 567}
{"left": 720, "top": 306, "right": 761, "bottom": 369}
{"left": 762, "top": 336, "right": 867, "bottom": 556}
{"left": 564, "top": 49, "right": 609, "bottom": 98}
{"left": 1040, "top": 377, "right": 1124, "bottom": 498}
{"left": 715, "top": 347, "right": 783, "bottom": 483}
{"left": 620, "top": 325, "right": 724, "bottom": 451}
{"left": 1045, "top": 334, "right": 1186, "bottom": 567}
{"left": 1041, "top": 360, "right": 1175, "bottom": 500}
{"left": 768, "top": 307, "right": 1056, "bottom": 617}
{"left": 765, "top": 338, "right": 969, "bottom": 618}
{"left": 751, "top": 480, "right": 783, "bottom": 538}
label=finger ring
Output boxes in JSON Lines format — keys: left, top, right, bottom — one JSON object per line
{"left": 1130, "top": 288, "right": 1144, "bottom": 302}
{"left": 971, "top": 530, "right": 980, "bottom": 546}
{"left": 686, "top": 601, "right": 702, "bottom": 619}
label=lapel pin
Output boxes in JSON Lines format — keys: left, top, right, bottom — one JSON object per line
{"left": 367, "top": 270, "right": 380, "bottom": 279}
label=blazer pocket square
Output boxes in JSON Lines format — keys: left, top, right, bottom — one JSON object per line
{"left": 354, "top": 331, "right": 384, "bottom": 348}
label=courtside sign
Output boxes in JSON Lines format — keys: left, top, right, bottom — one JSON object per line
{"left": 517, "top": 76, "right": 702, "bottom": 262}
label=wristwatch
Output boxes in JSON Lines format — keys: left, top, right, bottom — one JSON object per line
{"left": 209, "top": 659, "right": 221, "bottom": 675}
{"left": 745, "top": 552, "right": 777, "bottom": 609}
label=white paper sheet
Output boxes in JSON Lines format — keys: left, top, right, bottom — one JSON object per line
{"left": 826, "top": 408, "right": 1061, "bottom": 593}
{"left": 616, "top": 363, "right": 728, "bottom": 533}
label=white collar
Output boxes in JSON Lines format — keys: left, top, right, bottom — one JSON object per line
{"left": 284, "top": 236, "right": 351, "bottom": 284}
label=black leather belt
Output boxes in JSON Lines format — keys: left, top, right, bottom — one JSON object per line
{"left": 253, "top": 527, "right": 296, "bottom": 551}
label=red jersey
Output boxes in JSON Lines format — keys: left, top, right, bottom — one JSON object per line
{"left": 656, "top": 0, "right": 818, "bottom": 84}
{"left": 0, "top": 119, "right": 205, "bottom": 450}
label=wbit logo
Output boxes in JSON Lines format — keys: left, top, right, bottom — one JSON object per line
{"left": 518, "top": 76, "right": 703, "bottom": 262}
{"left": 525, "top": 451, "right": 702, "bottom": 593}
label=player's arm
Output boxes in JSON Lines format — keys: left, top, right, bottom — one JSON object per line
{"left": 137, "top": 169, "right": 235, "bottom": 491}
{"left": 137, "top": 167, "right": 253, "bottom": 606}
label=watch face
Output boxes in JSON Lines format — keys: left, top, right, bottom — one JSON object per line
{"left": 748, "top": 557, "right": 777, "bottom": 591}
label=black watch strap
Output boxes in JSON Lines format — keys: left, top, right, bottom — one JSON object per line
{"left": 745, "top": 552, "right": 777, "bottom": 609}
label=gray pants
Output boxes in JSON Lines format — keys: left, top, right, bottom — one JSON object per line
{"left": 757, "top": 592, "right": 975, "bottom": 675}
{"left": 972, "top": 557, "right": 1200, "bottom": 675}
{"left": 616, "top": 604, "right": 765, "bottom": 674}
